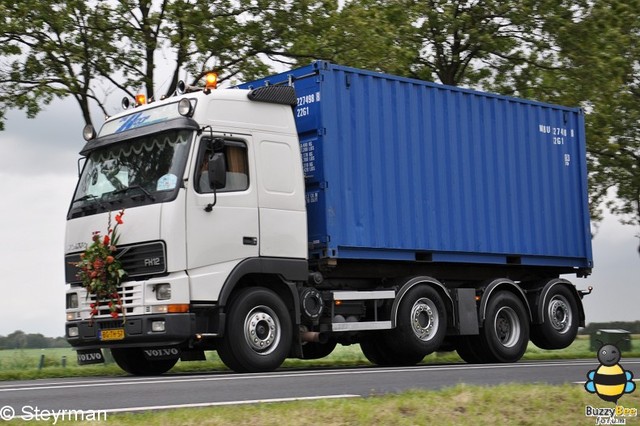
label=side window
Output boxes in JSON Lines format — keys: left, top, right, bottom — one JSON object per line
{"left": 196, "top": 140, "right": 249, "bottom": 193}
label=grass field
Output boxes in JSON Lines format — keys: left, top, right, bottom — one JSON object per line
{"left": 1, "top": 335, "right": 639, "bottom": 381}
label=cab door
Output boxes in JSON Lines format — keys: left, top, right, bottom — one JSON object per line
{"left": 185, "top": 135, "right": 258, "bottom": 301}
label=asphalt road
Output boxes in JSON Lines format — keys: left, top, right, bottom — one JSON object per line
{"left": 1, "top": 359, "right": 639, "bottom": 418}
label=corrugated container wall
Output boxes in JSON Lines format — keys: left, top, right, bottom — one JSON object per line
{"left": 240, "top": 61, "right": 593, "bottom": 271}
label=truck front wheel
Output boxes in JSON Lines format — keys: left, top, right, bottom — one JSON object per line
{"left": 530, "top": 285, "right": 579, "bottom": 349}
{"left": 217, "top": 287, "right": 292, "bottom": 373}
{"left": 110, "top": 348, "right": 178, "bottom": 375}
{"left": 360, "top": 334, "right": 425, "bottom": 366}
{"left": 301, "top": 340, "right": 337, "bottom": 360}
{"left": 392, "top": 285, "right": 447, "bottom": 357}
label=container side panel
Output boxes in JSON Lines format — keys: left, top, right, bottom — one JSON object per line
{"left": 240, "top": 62, "right": 592, "bottom": 269}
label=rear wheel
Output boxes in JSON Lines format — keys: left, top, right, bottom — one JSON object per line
{"left": 477, "top": 291, "right": 529, "bottom": 363}
{"left": 455, "top": 336, "right": 488, "bottom": 364}
{"left": 217, "top": 287, "right": 292, "bottom": 373}
{"left": 530, "top": 285, "right": 579, "bottom": 349}
{"left": 110, "top": 348, "right": 178, "bottom": 375}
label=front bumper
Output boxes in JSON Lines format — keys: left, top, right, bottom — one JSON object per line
{"left": 66, "top": 313, "right": 196, "bottom": 350}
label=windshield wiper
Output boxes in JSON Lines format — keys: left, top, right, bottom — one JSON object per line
{"left": 112, "top": 185, "right": 156, "bottom": 201}
{"left": 72, "top": 194, "right": 107, "bottom": 210}
{"left": 72, "top": 194, "right": 97, "bottom": 204}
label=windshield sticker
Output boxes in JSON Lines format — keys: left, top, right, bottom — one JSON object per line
{"left": 99, "top": 103, "right": 181, "bottom": 136}
{"left": 157, "top": 174, "right": 178, "bottom": 191}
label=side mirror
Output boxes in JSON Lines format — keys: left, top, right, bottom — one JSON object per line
{"left": 208, "top": 152, "right": 227, "bottom": 189}
{"left": 203, "top": 137, "right": 225, "bottom": 152}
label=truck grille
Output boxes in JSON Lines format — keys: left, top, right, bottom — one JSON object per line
{"left": 65, "top": 241, "right": 166, "bottom": 284}
{"left": 88, "top": 283, "right": 143, "bottom": 316}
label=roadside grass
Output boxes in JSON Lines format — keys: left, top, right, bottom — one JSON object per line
{"left": 1, "top": 335, "right": 639, "bottom": 381}
{"left": 7, "top": 383, "right": 640, "bottom": 425}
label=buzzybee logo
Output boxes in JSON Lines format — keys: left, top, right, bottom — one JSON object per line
{"left": 585, "top": 342, "right": 636, "bottom": 403}
{"left": 584, "top": 342, "right": 637, "bottom": 425}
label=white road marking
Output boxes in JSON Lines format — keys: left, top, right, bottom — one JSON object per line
{"left": 100, "top": 394, "right": 362, "bottom": 414}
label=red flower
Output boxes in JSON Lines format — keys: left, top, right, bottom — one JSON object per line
{"left": 76, "top": 209, "right": 126, "bottom": 322}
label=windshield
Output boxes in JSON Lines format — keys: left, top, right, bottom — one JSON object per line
{"left": 68, "top": 129, "right": 193, "bottom": 218}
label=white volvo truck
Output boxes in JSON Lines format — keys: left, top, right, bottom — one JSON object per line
{"left": 65, "top": 62, "right": 593, "bottom": 374}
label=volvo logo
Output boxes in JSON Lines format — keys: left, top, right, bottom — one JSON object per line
{"left": 78, "top": 352, "right": 103, "bottom": 362}
{"left": 76, "top": 349, "right": 105, "bottom": 365}
{"left": 67, "top": 242, "right": 88, "bottom": 252}
{"left": 143, "top": 348, "right": 180, "bottom": 360}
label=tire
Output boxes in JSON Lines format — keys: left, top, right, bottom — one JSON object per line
{"left": 455, "top": 336, "right": 489, "bottom": 364}
{"left": 360, "top": 335, "right": 425, "bottom": 366}
{"left": 530, "top": 285, "right": 579, "bottom": 350}
{"left": 360, "top": 337, "right": 395, "bottom": 366}
{"left": 301, "top": 340, "right": 337, "bottom": 360}
{"left": 110, "top": 348, "right": 178, "bottom": 375}
{"left": 217, "top": 287, "right": 292, "bottom": 373}
{"left": 391, "top": 285, "right": 447, "bottom": 357}
{"left": 477, "top": 291, "right": 529, "bottom": 363}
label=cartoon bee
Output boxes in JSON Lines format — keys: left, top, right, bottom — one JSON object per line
{"left": 585, "top": 342, "right": 636, "bottom": 403}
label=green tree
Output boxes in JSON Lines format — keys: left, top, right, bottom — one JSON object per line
{"left": 0, "top": 0, "right": 277, "bottom": 129}
{"left": 489, "top": 0, "right": 640, "bottom": 234}
{"left": 260, "top": 0, "right": 415, "bottom": 75}
{"left": 25, "top": 333, "right": 49, "bottom": 349}
{"left": 0, "top": 0, "right": 114, "bottom": 129}
{"left": 2, "top": 0, "right": 638, "bottom": 241}
{"left": 266, "top": 0, "right": 566, "bottom": 86}
{"left": 4, "top": 331, "right": 27, "bottom": 349}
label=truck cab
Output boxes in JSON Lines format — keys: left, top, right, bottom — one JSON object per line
{"left": 65, "top": 83, "right": 309, "bottom": 373}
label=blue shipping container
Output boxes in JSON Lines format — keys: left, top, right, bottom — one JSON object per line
{"left": 240, "top": 61, "right": 593, "bottom": 272}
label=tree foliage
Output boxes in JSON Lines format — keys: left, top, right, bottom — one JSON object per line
{"left": 0, "top": 0, "right": 276, "bottom": 128}
{"left": 0, "top": 330, "right": 69, "bottom": 349}
{"left": 0, "top": 0, "right": 113, "bottom": 128}
{"left": 487, "top": 0, "right": 640, "bottom": 230}
{"left": 1, "top": 0, "right": 639, "bottom": 238}
{"left": 263, "top": 0, "right": 640, "bottom": 236}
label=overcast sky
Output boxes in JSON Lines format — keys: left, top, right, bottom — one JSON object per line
{"left": 1, "top": 96, "right": 639, "bottom": 338}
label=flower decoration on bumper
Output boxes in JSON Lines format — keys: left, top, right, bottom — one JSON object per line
{"left": 75, "top": 210, "right": 126, "bottom": 319}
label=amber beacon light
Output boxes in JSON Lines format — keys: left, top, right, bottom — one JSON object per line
{"left": 205, "top": 72, "right": 218, "bottom": 90}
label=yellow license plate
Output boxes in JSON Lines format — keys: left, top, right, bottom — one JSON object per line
{"left": 100, "top": 328, "right": 125, "bottom": 341}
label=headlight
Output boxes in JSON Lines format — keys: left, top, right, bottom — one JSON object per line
{"left": 155, "top": 284, "right": 171, "bottom": 300}
{"left": 66, "top": 293, "right": 79, "bottom": 309}
{"left": 178, "top": 98, "right": 193, "bottom": 116}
